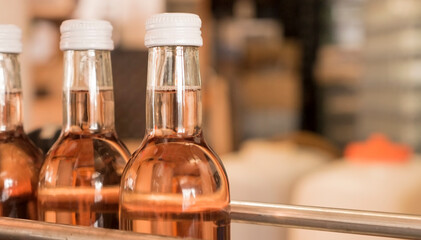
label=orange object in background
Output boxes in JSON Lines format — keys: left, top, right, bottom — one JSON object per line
{"left": 345, "top": 134, "right": 412, "bottom": 163}
{"left": 289, "top": 134, "right": 421, "bottom": 240}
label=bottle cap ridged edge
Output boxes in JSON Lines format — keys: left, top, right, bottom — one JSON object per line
{"left": 145, "top": 13, "right": 202, "bottom": 47}
{"left": 60, "top": 19, "right": 114, "bottom": 51}
{"left": 0, "top": 25, "right": 22, "bottom": 53}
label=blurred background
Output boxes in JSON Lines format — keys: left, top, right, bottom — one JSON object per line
{"left": 0, "top": 0, "right": 353, "bottom": 153}
{"left": 4, "top": 0, "right": 421, "bottom": 153}
{"left": 6, "top": 0, "right": 421, "bottom": 239}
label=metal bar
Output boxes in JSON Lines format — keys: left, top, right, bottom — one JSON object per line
{"left": 2, "top": 201, "right": 421, "bottom": 239}
{"left": 0, "top": 217, "right": 196, "bottom": 240}
{"left": 230, "top": 201, "right": 421, "bottom": 239}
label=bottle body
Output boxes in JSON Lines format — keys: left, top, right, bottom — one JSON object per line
{"left": 38, "top": 131, "right": 128, "bottom": 228}
{"left": 120, "top": 46, "right": 230, "bottom": 239}
{"left": 38, "top": 50, "right": 130, "bottom": 228}
{"left": 0, "top": 53, "right": 43, "bottom": 219}
{"left": 0, "top": 127, "right": 43, "bottom": 219}
{"left": 120, "top": 135, "right": 230, "bottom": 239}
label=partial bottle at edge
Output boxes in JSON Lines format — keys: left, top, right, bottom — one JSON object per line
{"left": 0, "top": 25, "right": 43, "bottom": 220}
{"left": 38, "top": 20, "right": 130, "bottom": 229}
{"left": 119, "top": 13, "right": 230, "bottom": 240}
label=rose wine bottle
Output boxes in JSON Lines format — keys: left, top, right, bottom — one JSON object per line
{"left": 38, "top": 20, "right": 130, "bottom": 229}
{"left": 0, "top": 25, "right": 43, "bottom": 220}
{"left": 120, "top": 13, "right": 230, "bottom": 239}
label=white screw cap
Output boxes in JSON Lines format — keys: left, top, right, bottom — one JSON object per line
{"left": 60, "top": 19, "right": 114, "bottom": 51}
{"left": 0, "top": 25, "right": 22, "bottom": 53}
{"left": 145, "top": 13, "right": 202, "bottom": 47}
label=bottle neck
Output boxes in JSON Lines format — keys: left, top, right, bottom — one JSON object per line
{"left": 146, "top": 46, "right": 202, "bottom": 137}
{"left": 62, "top": 50, "right": 115, "bottom": 133}
{"left": 0, "top": 53, "right": 23, "bottom": 132}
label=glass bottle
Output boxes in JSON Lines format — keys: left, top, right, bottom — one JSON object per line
{"left": 0, "top": 25, "right": 43, "bottom": 220}
{"left": 38, "top": 20, "right": 130, "bottom": 229}
{"left": 120, "top": 13, "right": 230, "bottom": 240}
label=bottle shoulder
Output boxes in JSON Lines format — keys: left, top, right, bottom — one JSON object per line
{"left": 0, "top": 130, "right": 41, "bottom": 186}
{"left": 0, "top": 129, "right": 43, "bottom": 163}
{"left": 130, "top": 135, "right": 224, "bottom": 167}
{"left": 40, "top": 131, "right": 130, "bottom": 187}
{"left": 47, "top": 131, "right": 130, "bottom": 159}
